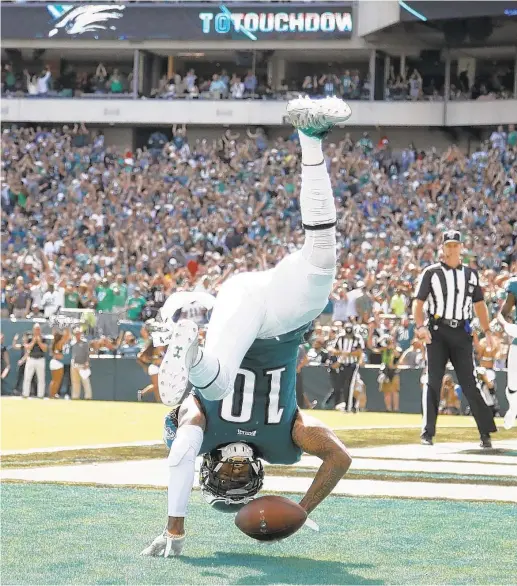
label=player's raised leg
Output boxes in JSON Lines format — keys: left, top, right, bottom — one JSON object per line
{"left": 259, "top": 96, "right": 352, "bottom": 338}
{"left": 158, "top": 272, "right": 268, "bottom": 405}
{"left": 158, "top": 96, "right": 351, "bottom": 406}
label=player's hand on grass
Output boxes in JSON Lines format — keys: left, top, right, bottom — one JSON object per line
{"left": 140, "top": 530, "right": 185, "bottom": 557}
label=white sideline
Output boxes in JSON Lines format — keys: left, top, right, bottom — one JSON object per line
{"left": 1, "top": 440, "right": 163, "bottom": 456}
{"left": 2, "top": 459, "right": 516, "bottom": 503}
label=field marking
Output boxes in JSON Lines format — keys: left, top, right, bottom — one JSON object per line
{"left": 0, "top": 440, "right": 163, "bottom": 456}
{"left": 350, "top": 441, "right": 517, "bottom": 464}
{"left": 2, "top": 459, "right": 516, "bottom": 503}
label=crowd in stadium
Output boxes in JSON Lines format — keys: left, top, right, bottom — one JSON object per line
{"left": 1, "top": 120, "right": 516, "bottom": 395}
{"left": 2, "top": 120, "right": 516, "bottom": 309}
{"left": 3, "top": 60, "right": 515, "bottom": 101}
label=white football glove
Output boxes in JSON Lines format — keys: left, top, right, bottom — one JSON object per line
{"left": 140, "top": 530, "right": 185, "bottom": 557}
{"left": 502, "top": 322, "right": 517, "bottom": 339}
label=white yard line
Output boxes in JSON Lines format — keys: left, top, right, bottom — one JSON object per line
{"left": 3, "top": 440, "right": 516, "bottom": 469}
{"left": 350, "top": 441, "right": 517, "bottom": 465}
{"left": 1, "top": 440, "right": 163, "bottom": 456}
{"left": 2, "top": 459, "right": 516, "bottom": 503}
{"left": 331, "top": 424, "right": 479, "bottom": 431}
{"left": 295, "top": 455, "right": 517, "bottom": 477}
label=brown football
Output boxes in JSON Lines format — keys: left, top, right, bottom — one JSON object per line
{"left": 235, "top": 495, "right": 307, "bottom": 541}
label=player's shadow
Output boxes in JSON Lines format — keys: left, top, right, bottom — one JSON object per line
{"left": 181, "top": 551, "right": 382, "bottom": 585}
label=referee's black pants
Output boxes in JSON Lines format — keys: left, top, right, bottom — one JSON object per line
{"left": 423, "top": 325, "right": 497, "bottom": 438}
{"left": 330, "top": 364, "right": 359, "bottom": 411}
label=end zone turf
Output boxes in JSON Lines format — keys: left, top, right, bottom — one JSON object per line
{"left": 1, "top": 397, "right": 511, "bottom": 451}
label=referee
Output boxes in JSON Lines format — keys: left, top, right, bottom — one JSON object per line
{"left": 413, "top": 230, "right": 497, "bottom": 448}
{"left": 328, "top": 322, "right": 364, "bottom": 412}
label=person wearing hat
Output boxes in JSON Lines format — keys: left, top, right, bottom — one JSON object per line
{"left": 413, "top": 230, "right": 497, "bottom": 448}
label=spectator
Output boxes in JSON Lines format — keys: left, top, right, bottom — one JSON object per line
{"left": 117, "top": 331, "right": 142, "bottom": 357}
{"left": 408, "top": 69, "right": 423, "bottom": 101}
{"left": 390, "top": 289, "right": 407, "bottom": 317}
{"left": 209, "top": 74, "right": 227, "bottom": 98}
{"left": 1, "top": 333, "right": 10, "bottom": 391}
{"left": 95, "top": 62, "right": 107, "bottom": 85}
{"left": 341, "top": 70, "right": 352, "bottom": 99}
{"left": 9, "top": 276, "right": 31, "bottom": 318}
{"left": 184, "top": 69, "right": 197, "bottom": 94}
{"left": 108, "top": 69, "right": 124, "bottom": 94}
{"left": 319, "top": 73, "right": 339, "bottom": 97}
{"left": 37, "top": 66, "right": 52, "bottom": 95}
{"left": 127, "top": 287, "right": 146, "bottom": 321}
{"left": 1, "top": 277, "right": 9, "bottom": 317}
{"left": 71, "top": 327, "right": 92, "bottom": 400}
{"left": 3, "top": 64, "right": 16, "bottom": 93}
{"left": 111, "top": 274, "right": 128, "bottom": 309}
{"left": 22, "top": 323, "right": 48, "bottom": 399}
{"left": 243, "top": 70, "right": 257, "bottom": 96}
{"left": 41, "top": 283, "right": 61, "bottom": 318}
{"left": 95, "top": 278, "right": 115, "bottom": 313}
{"left": 490, "top": 125, "right": 507, "bottom": 151}
{"left": 230, "top": 75, "right": 245, "bottom": 99}
{"left": 377, "top": 335, "right": 401, "bottom": 412}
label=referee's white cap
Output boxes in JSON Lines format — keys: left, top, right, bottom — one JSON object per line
{"left": 443, "top": 230, "right": 462, "bottom": 244}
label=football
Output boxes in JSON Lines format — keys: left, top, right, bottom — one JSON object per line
{"left": 235, "top": 495, "right": 307, "bottom": 541}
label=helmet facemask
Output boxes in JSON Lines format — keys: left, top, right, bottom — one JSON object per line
{"left": 199, "top": 442, "right": 264, "bottom": 512}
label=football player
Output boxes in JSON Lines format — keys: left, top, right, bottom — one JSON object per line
{"left": 141, "top": 96, "right": 353, "bottom": 557}
{"left": 498, "top": 275, "right": 517, "bottom": 429}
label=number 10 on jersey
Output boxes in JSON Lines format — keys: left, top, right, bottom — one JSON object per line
{"left": 220, "top": 367, "right": 286, "bottom": 424}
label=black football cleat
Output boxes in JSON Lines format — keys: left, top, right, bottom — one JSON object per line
{"left": 480, "top": 433, "right": 492, "bottom": 449}
{"left": 420, "top": 434, "right": 433, "bottom": 446}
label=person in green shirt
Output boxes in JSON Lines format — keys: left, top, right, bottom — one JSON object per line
{"left": 126, "top": 288, "right": 147, "bottom": 321}
{"left": 390, "top": 290, "right": 407, "bottom": 317}
{"left": 507, "top": 124, "right": 517, "bottom": 148}
{"left": 96, "top": 278, "right": 115, "bottom": 312}
{"left": 4, "top": 65, "right": 16, "bottom": 92}
{"left": 109, "top": 70, "right": 123, "bottom": 93}
{"left": 111, "top": 275, "right": 128, "bottom": 309}
{"left": 64, "top": 284, "right": 80, "bottom": 309}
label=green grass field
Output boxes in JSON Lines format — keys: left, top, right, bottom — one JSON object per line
{"left": 2, "top": 483, "right": 516, "bottom": 585}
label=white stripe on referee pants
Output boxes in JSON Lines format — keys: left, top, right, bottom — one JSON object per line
{"left": 508, "top": 344, "right": 517, "bottom": 391}
{"left": 421, "top": 370, "right": 429, "bottom": 435}
{"left": 347, "top": 364, "right": 359, "bottom": 413}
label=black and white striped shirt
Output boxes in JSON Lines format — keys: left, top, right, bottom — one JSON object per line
{"left": 415, "top": 262, "right": 484, "bottom": 321}
{"left": 334, "top": 334, "right": 365, "bottom": 365}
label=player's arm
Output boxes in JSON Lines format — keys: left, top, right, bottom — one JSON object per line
{"left": 292, "top": 411, "right": 352, "bottom": 515}
{"left": 472, "top": 330, "right": 483, "bottom": 359}
{"left": 141, "top": 395, "right": 205, "bottom": 557}
{"left": 498, "top": 292, "right": 517, "bottom": 338}
{"left": 413, "top": 268, "right": 432, "bottom": 343}
{"left": 1, "top": 350, "right": 10, "bottom": 380}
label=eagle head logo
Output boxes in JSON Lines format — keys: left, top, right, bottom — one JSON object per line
{"left": 47, "top": 4, "right": 125, "bottom": 38}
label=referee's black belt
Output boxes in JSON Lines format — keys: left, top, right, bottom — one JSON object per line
{"left": 431, "top": 317, "right": 466, "bottom": 329}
